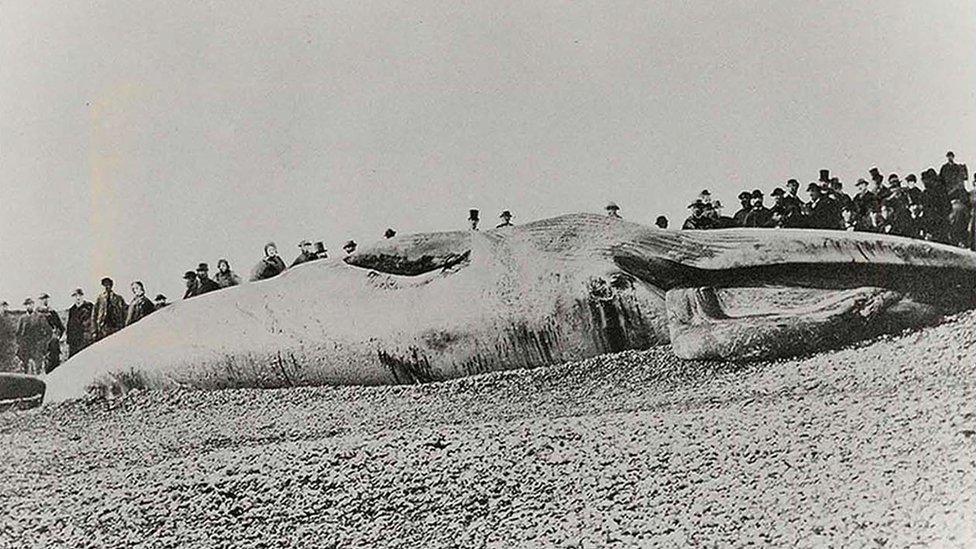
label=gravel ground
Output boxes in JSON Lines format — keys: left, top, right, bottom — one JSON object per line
{"left": 2, "top": 312, "right": 976, "bottom": 548}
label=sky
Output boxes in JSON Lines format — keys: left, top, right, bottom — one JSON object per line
{"left": 1, "top": 0, "right": 975, "bottom": 309}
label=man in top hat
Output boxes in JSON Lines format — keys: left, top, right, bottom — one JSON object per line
{"left": 654, "top": 215, "right": 669, "bottom": 229}
{"left": 343, "top": 240, "right": 357, "bottom": 255}
{"left": 819, "top": 169, "right": 830, "bottom": 184}
{"left": 497, "top": 210, "right": 514, "bottom": 228}
{"left": 154, "top": 294, "right": 169, "bottom": 309}
{"left": 805, "top": 182, "right": 841, "bottom": 230}
{"left": 732, "top": 191, "right": 753, "bottom": 227}
{"left": 827, "top": 179, "right": 853, "bottom": 212}
{"left": 682, "top": 200, "right": 712, "bottom": 230}
{"left": 468, "top": 209, "right": 481, "bottom": 230}
{"left": 383, "top": 229, "right": 396, "bottom": 239}
{"left": 91, "top": 277, "right": 127, "bottom": 342}
{"left": 744, "top": 190, "right": 773, "bottom": 228}
{"left": 125, "top": 281, "right": 156, "bottom": 327}
{"left": 194, "top": 263, "right": 220, "bottom": 295}
{"left": 940, "top": 151, "right": 969, "bottom": 200}
{"left": 605, "top": 202, "right": 621, "bottom": 219}
{"left": 66, "top": 288, "right": 94, "bottom": 358}
{"left": 250, "top": 242, "right": 288, "bottom": 282}
{"left": 314, "top": 242, "right": 328, "bottom": 259}
{"left": 36, "top": 293, "right": 65, "bottom": 373}
{"left": 291, "top": 240, "right": 317, "bottom": 267}
{"left": 868, "top": 166, "right": 891, "bottom": 201}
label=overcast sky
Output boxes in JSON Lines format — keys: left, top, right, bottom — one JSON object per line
{"left": 2, "top": 0, "right": 975, "bottom": 308}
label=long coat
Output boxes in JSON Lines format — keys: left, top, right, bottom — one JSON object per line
{"left": 92, "top": 291, "right": 127, "bottom": 340}
{"left": 250, "top": 256, "right": 287, "bottom": 282}
{"left": 125, "top": 295, "right": 156, "bottom": 326}
{"left": 67, "top": 301, "right": 94, "bottom": 355}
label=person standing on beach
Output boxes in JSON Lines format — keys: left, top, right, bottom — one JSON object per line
{"left": 91, "top": 278, "right": 127, "bottom": 341}
{"left": 66, "top": 289, "right": 94, "bottom": 358}
{"left": 125, "top": 281, "right": 156, "bottom": 326}
{"left": 36, "top": 293, "right": 64, "bottom": 373}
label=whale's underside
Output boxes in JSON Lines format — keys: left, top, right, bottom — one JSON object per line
{"left": 29, "top": 213, "right": 976, "bottom": 403}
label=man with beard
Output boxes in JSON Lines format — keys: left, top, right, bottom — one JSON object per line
{"left": 805, "top": 183, "right": 841, "bottom": 230}
{"left": 92, "top": 277, "right": 127, "bottom": 341}
{"left": 744, "top": 190, "right": 773, "bottom": 228}
{"left": 125, "top": 281, "right": 156, "bottom": 326}
{"left": 878, "top": 200, "right": 912, "bottom": 238}
{"left": 66, "top": 288, "right": 94, "bottom": 358}
{"left": 16, "top": 298, "right": 50, "bottom": 374}
{"left": 731, "top": 191, "right": 752, "bottom": 227}
{"left": 291, "top": 240, "right": 318, "bottom": 267}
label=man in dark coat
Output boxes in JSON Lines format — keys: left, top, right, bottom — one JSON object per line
{"left": 770, "top": 188, "right": 803, "bottom": 228}
{"left": 921, "top": 168, "right": 950, "bottom": 242}
{"left": 731, "top": 191, "right": 752, "bottom": 227}
{"left": 92, "top": 277, "right": 127, "bottom": 341}
{"left": 782, "top": 179, "right": 805, "bottom": 213}
{"left": 744, "top": 190, "right": 773, "bottom": 228}
{"left": 16, "top": 298, "right": 50, "bottom": 374}
{"left": 66, "top": 288, "right": 94, "bottom": 358}
{"left": 805, "top": 183, "right": 841, "bottom": 230}
{"left": 36, "top": 293, "right": 64, "bottom": 373}
{"left": 940, "top": 151, "right": 968, "bottom": 200}
{"left": 251, "top": 242, "right": 288, "bottom": 282}
{"left": 496, "top": 211, "right": 514, "bottom": 228}
{"left": 681, "top": 201, "right": 713, "bottom": 230}
{"left": 125, "top": 281, "right": 156, "bottom": 326}
{"left": 0, "top": 301, "right": 16, "bottom": 372}
{"left": 878, "top": 200, "right": 912, "bottom": 238}
{"left": 947, "top": 198, "right": 973, "bottom": 248}
{"left": 291, "top": 240, "right": 317, "bottom": 267}
{"left": 183, "top": 271, "right": 199, "bottom": 299}
{"left": 851, "top": 179, "right": 876, "bottom": 218}
{"left": 194, "top": 263, "right": 221, "bottom": 295}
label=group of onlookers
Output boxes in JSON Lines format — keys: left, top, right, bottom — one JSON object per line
{"left": 0, "top": 230, "right": 400, "bottom": 374}
{"left": 676, "top": 152, "right": 976, "bottom": 249}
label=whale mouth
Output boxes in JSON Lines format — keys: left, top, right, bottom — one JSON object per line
{"left": 346, "top": 249, "right": 471, "bottom": 277}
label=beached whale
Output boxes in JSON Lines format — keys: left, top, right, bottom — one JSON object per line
{"left": 28, "top": 213, "right": 976, "bottom": 403}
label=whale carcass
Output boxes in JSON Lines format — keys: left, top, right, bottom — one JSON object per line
{"left": 40, "top": 213, "right": 976, "bottom": 402}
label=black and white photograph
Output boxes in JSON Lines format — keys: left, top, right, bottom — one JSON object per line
{"left": 1, "top": 1, "right": 975, "bottom": 546}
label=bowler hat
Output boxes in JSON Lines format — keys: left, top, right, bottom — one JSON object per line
{"left": 384, "top": 228, "right": 396, "bottom": 238}
{"left": 905, "top": 174, "right": 917, "bottom": 182}
{"left": 786, "top": 179, "right": 799, "bottom": 186}
{"left": 751, "top": 189, "right": 763, "bottom": 197}
{"left": 737, "top": 191, "right": 751, "bottom": 200}
{"left": 855, "top": 178, "right": 868, "bottom": 186}
{"left": 38, "top": 293, "right": 50, "bottom": 300}
{"left": 888, "top": 173, "right": 899, "bottom": 181}
{"left": 100, "top": 277, "right": 113, "bottom": 287}
{"left": 183, "top": 271, "right": 197, "bottom": 280}
{"left": 500, "top": 210, "right": 512, "bottom": 218}
{"left": 699, "top": 189, "right": 711, "bottom": 196}
{"left": 687, "top": 200, "right": 704, "bottom": 209}
{"left": 947, "top": 151, "right": 955, "bottom": 157}
{"left": 23, "top": 297, "right": 33, "bottom": 305}
{"left": 806, "top": 182, "right": 822, "bottom": 192}
{"left": 771, "top": 187, "right": 785, "bottom": 197}
{"left": 71, "top": 288, "right": 84, "bottom": 297}
{"left": 298, "top": 239, "right": 311, "bottom": 247}
{"left": 196, "top": 263, "right": 209, "bottom": 272}
{"left": 605, "top": 202, "right": 619, "bottom": 211}
{"left": 154, "top": 294, "right": 167, "bottom": 301}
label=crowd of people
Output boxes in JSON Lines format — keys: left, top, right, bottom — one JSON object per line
{"left": 0, "top": 230, "right": 397, "bottom": 375}
{"left": 2, "top": 151, "right": 974, "bottom": 375}
{"left": 673, "top": 152, "right": 975, "bottom": 249}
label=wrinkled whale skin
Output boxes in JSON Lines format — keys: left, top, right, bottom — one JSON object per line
{"left": 41, "top": 213, "right": 976, "bottom": 402}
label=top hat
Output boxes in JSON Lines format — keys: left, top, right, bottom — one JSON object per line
{"left": 468, "top": 209, "right": 479, "bottom": 220}
{"left": 819, "top": 169, "right": 830, "bottom": 182}
{"left": 869, "top": 167, "right": 882, "bottom": 179}
{"left": 314, "top": 242, "right": 326, "bottom": 254}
